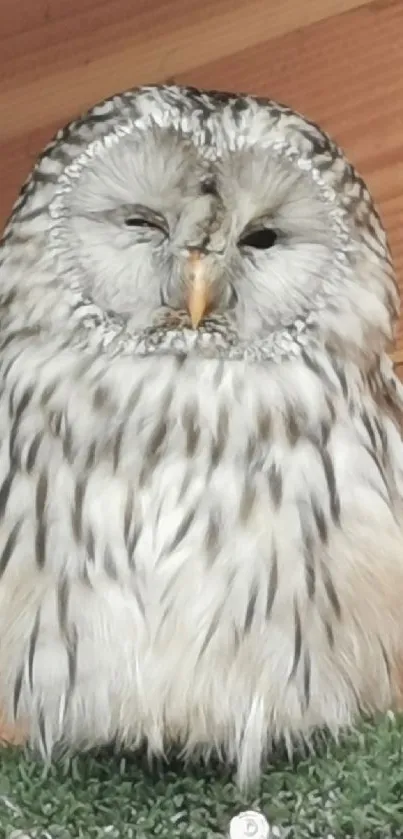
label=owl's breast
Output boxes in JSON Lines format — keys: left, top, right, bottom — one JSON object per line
{"left": 14, "top": 350, "right": 389, "bottom": 583}
{"left": 106, "top": 352, "right": 396, "bottom": 611}
{"left": 0, "top": 348, "right": 401, "bottom": 771}
{"left": 1, "top": 349, "right": 394, "bottom": 590}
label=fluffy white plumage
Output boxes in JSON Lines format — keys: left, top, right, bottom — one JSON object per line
{"left": 0, "top": 84, "right": 403, "bottom": 788}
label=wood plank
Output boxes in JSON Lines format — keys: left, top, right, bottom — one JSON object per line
{"left": 1, "top": 0, "right": 373, "bottom": 54}
{"left": 1, "top": 0, "right": 102, "bottom": 39}
{"left": 0, "top": 0, "right": 372, "bottom": 139}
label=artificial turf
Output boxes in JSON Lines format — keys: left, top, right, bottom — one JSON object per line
{"left": 1, "top": 715, "right": 403, "bottom": 839}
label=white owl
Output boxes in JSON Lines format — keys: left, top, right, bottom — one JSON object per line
{"left": 0, "top": 84, "right": 402, "bottom": 789}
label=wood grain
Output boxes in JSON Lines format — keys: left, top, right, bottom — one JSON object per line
{"left": 0, "top": 0, "right": 402, "bottom": 356}
{"left": 0, "top": 0, "right": 372, "bottom": 140}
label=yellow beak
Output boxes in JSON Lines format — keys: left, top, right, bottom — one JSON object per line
{"left": 186, "top": 251, "right": 210, "bottom": 329}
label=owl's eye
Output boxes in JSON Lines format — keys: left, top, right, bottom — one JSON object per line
{"left": 124, "top": 217, "right": 167, "bottom": 234}
{"left": 239, "top": 228, "right": 277, "bottom": 249}
{"left": 123, "top": 207, "right": 168, "bottom": 235}
{"left": 125, "top": 218, "right": 150, "bottom": 228}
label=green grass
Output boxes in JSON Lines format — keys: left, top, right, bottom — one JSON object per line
{"left": 1, "top": 715, "right": 403, "bottom": 838}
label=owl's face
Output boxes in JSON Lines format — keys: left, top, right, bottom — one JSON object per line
{"left": 2, "top": 86, "right": 398, "bottom": 363}
{"left": 69, "top": 126, "right": 336, "bottom": 341}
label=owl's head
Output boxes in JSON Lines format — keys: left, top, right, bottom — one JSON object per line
{"left": 1, "top": 85, "right": 398, "bottom": 364}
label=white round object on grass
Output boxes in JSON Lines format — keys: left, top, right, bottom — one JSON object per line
{"left": 229, "top": 810, "right": 271, "bottom": 838}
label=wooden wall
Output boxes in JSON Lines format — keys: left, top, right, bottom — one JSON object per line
{"left": 1, "top": 0, "right": 402, "bottom": 355}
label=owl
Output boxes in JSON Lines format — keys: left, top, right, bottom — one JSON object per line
{"left": 0, "top": 84, "right": 403, "bottom": 789}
